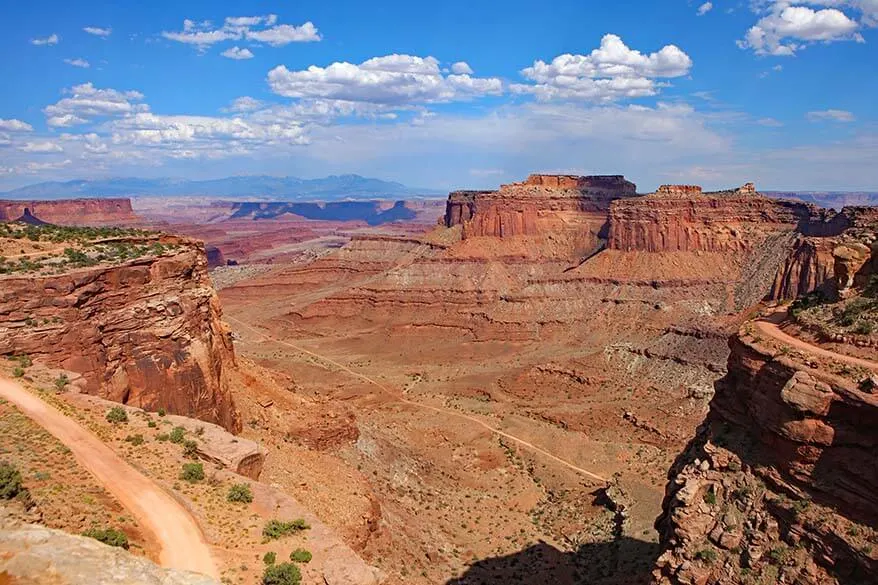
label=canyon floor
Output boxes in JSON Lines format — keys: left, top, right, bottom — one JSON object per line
{"left": 216, "top": 236, "right": 715, "bottom": 584}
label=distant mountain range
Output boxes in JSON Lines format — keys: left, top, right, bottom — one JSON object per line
{"left": 764, "top": 191, "right": 878, "bottom": 209}
{"left": 0, "top": 175, "right": 444, "bottom": 201}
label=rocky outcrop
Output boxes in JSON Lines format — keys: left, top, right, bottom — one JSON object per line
{"left": 0, "top": 236, "right": 241, "bottom": 432}
{"left": 0, "top": 198, "right": 139, "bottom": 226}
{"left": 443, "top": 174, "right": 637, "bottom": 259}
{"left": 769, "top": 206, "right": 877, "bottom": 300}
{"left": 607, "top": 185, "right": 815, "bottom": 253}
{"left": 0, "top": 517, "right": 218, "bottom": 585}
{"left": 653, "top": 327, "right": 878, "bottom": 585}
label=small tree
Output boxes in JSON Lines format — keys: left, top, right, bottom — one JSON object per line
{"left": 262, "top": 562, "right": 301, "bottom": 585}
{"left": 106, "top": 407, "right": 128, "bottom": 424}
{"left": 227, "top": 483, "right": 254, "bottom": 503}
{"left": 0, "top": 462, "right": 24, "bottom": 500}
{"left": 180, "top": 463, "right": 204, "bottom": 483}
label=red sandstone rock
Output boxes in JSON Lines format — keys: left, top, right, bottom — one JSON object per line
{"left": 0, "top": 237, "right": 241, "bottom": 432}
{"left": 0, "top": 199, "right": 139, "bottom": 226}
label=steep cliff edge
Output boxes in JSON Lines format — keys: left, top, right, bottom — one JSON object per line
{"left": 0, "top": 227, "right": 240, "bottom": 432}
{"left": 0, "top": 198, "right": 140, "bottom": 226}
{"left": 443, "top": 174, "right": 637, "bottom": 259}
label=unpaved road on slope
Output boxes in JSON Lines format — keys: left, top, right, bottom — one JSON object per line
{"left": 0, "top": 377, "right": 219, "bottom": 579}
{"left": 226, "top": 315, "right": 609, "bottom": 484}
{"left": 754, "top": 319, "right": 878, "bottom": 373}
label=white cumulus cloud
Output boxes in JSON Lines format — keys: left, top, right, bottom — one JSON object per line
{"left": 268, "top": 54, "right": 503, "bottom": 105}
{"left": 221, "top": 46, "right": 254, "bottom": 60}
{"left": 64, "top": 58, "right": 91, "bottom": 68}
{"left": 738, "top": 3, "right": 864, "bottom": 55}
{"left": 162, "top": 15, "right": 320, "bottom": 51}
{"left": 31, "top": 34, "right": 59, "bottom": 46}
{"left": 44, "top": 82, "right": 148, "bottom": 127}
{"left": 510, "top": 34, "right": 692, "bottom": 102}
{"left": 806, "top": 108, "right": 855, "bottom": 121}
{"left": 18, "top": 141, "right": 64, "bottom": 154}
{"left": 0, "top": 119, "right": 34, "bottom": 132}
{"left": 451, "top": 61, "right": 474, "bottom": 74}
{"left": 698, "top": 2, "right": 714, "bottom": 15}
{"left": 83, "top": 26, "right": 112, "bottom": 37}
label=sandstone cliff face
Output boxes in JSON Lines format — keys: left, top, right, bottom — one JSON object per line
{"left": 607, "top": 189, "right": 814, "bottom": 253}
{"left": 768, "top": 206, "right": 878, "bottom": 300}
{"left": 653, "top": 330, "right": 878, "bottom": 585}
{"left": 0, "top": 237, "right": 241, "bottom": 432}
{"left": 443, "top": 174, "right": 637, "bottom": 259}
{"left": 0, "top": 198, "right": 139, "bottom": 226}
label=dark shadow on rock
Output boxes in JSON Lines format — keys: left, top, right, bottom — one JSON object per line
{"left": 444, "top": 537, "right": 660, "bottom": 585}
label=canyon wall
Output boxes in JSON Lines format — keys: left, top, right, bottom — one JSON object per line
{"left": 443, "top": 174, "right": 637, "bottom": 258}
{"left": 653, "top": 327, "right": 878, "bottom": 585}
{"left": 0, "top": 198, "right": 139, "bottom": 226}
{"left": 607, "top": 186, "right": 815, "bottom": 253}
{"left": 0, "top": 236, "right": 241, "bottom": 432}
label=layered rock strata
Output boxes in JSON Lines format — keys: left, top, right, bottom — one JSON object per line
{"left": 0, "top": 198, "right": 139, "bottom": 226}
{"left": 0, "top": 236, "right": 241, "bottom": 432}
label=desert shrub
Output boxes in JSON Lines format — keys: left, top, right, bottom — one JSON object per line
{"left": 289, "top": 548, "right": 312, "bottom": 563}
{"left": 169, "top": 426, "right": 186, "bottom": 444}
{"left": 12, "top": 367, "right": 24, "bottom": 378}
{"left": 227, "top": 483, "right": 254, "bottom": 503}
{"left": 156, "top": 433, "right": 170, "bottom": 442}
{"left": 0, "top": 462, "right": 24, "bottom": 499}
{"left": 865, "top": 274, "right": 878, "bottom": 298}
{"left": 789, "top": 291, "right": 827, "bottom": 319}
{"left": 180, "top": 463, "right": 204, "bottom": 483}
{"left": 106, "top": 406, "right": 128, "bottom": 424}
{"left": 53, "top": 373, "right": 69, "bottom": 391}
{"left": 694, "top": 548, "right": 717, "bottom": 564}
{"left": 147, "top": 420, "right": 157, "bottom": 428}
{"left": 182, "top": 439, "right": 199, "bottom": 458}
{"left": 82, "top": 527, "right": 129, "bottom": 549}
{"left": 262, "top": 562, "right": 301, "bottom": 585}
{"left": 854, "top": 320, "right": 875, "bottom": 335}
{"left": 16, "top": 355, "right": 32, "bottom": 368}
{"left": 837, "top": 298, "right": 872, "bottom": 326}
{"left": 125, "top": 434, "right": 145, "bottom": 446}
{"left": 262, "top": 519, "right": 310, "bottom": 541}
{"left": 703, "top": 487, "right": 717, "bottom": 506}
{"left": 157, "top": 408, "right": 167, "bottom": 417}
{"left": 263, "top": 551, "right": 277, "bottom": 566}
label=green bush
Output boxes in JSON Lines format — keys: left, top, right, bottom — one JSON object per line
{"left": 289, "top": 548, "right": 312, "bottom": 563}
{"left": 227, "top": 483, "right": 254, "bottom": 503}
{"left": 262, "top": 562, "right": 301, "bottom": 585}
{"left": 169, "top": 426, "right": 186, "bottom": 444}
{"left": 15, "top": 355, "right": 32, "bottom": 368}
{"left": 147, "top": 420, "right": 157, "bottom": 428}
{"left": 0, "top": 462, "right": 24, "bottom": 500}
{"left": 694, "top": 548, "right": 717, "bottom": 564}
{"left": 180, "top": 463, "right": 204, "bottom": 483}
{"left": 12, "top": 367, "right": 24, "bottom": 378}
{"left": 53, "top": 374, "right": 70, "bottom": 391}
{"left": 263, "top": 551, "right": 277, "bottom": 566}
{"left": 703, "top": 488, "right": 717, "bottom": 506}
{"left": 262, "top": 519, "right": 310, "bottom": 541}
{"left": 182, "top": 439, "right": 199, "bottom": 458}
{"left": 125, "top": 434, "right": 145, "bottom": 446}
{"left": 82, "top": 527, "right": 129, "bottom": 549}
{"left": 156, "top": 433, "right": 170, "bottom": 442}
{"left": 106, "top": 407, "right": 128, "bottom": 424}
{"left": 157, "top": 408, "right": 167, "bottom": 417}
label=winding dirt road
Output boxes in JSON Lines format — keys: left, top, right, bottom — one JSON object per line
{"left": 0, "top": 377, "right": 219, "bottom": 579}
{"left": 754, "top": 319, "right": 878, "bottom": 373}
{"left": 226, "top": 315, "right": 609, "bottom": 484}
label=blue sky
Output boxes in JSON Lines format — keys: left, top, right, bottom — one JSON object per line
{"left": 1, "top": 0, "right": 877, "bottom": 192}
